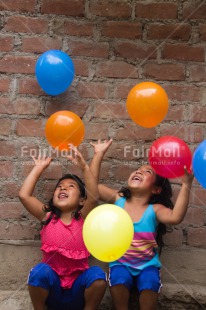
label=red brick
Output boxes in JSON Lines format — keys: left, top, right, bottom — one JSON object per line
{"left": 191, "top": 188, "right": 206, "bottom": 207}
{"left": 0, "top": 202, "right": 24, "bottom": 219}
{"left": 20, "top": 162, "right": 62, "bottom": 180}
{"left": 0, "top": 36, "right": 14, "bottom": 52}
{"left": 18, "top": 77, "right": 43, "bottom": 95}
{"left": 5, "top": 16, "right": 48, "bottom": 34}
{"left": 45, "top": 101, "right": 89, "bottom": 118}
{"left": 190, "top": 105, "right": 206, "bottom": 122}
{"left": 163, "top": 229, "right": 183, "bottom": 247}
{"left": 41, "top": 181, "right": 57, "bottom": 201}
{"left": 97, "top": 162, "right": 110, "bottom": 181}
{"left": 199, "top": 24, "right": 206, "bottom": 41}
{"left": 160, "top": 124, "right": 203, "bottom": 143}
{"left": 0, "top": 140, "right": 17, "bottom": 156}
{"left": 41, "top": 0, "right": 84, "bottom": 16}
{"left": 3, "top": 182, "right": 19, "bottom": 199}
{"left": 0, "top": 56, "right": 36, "bottom": 74}
{"left": 73, "top": 59, "right": 89, "bottom": 77}
{"left": 90, "top": 1, "right": 131, "bottom": 18}
{"left": 21, "top": 37, "right": 62, "bottom": 53}
{"left": 114, "top": 82, "right": 138, "bottom": 99}
{"left": 112, "top": 165, "right": 140, "bottom": 183}
{"left": 114, "top": 42, "right": 157, "bottom": 59}
{"left": 102, "top": 21, "right": 142, "bottom": 39}
{"left": 187, "top": 228, "right": 206, "bottom": 247}
{"left": 162, "top": 44, "right": 205, "bottom": 62}
{"left": 0, "top": 161, "right": 14, "bottom": 177}
{"left": 93, "top": 103, "right": 129, "bottom": 120}
{"left": 165, "top": 85, "right": 202, "bottom": 102}
{"left": 70, "top": 41, "right": 109, "bottom": 58}
{"left": 164, "top": 105, "right": 185, "bottom": 122}
{"left": 63, "top": 162, "right": 84, "bottom": 177}
{"left": 180, "top": 207, "right": 204, "bottom": 227}
{"left": 0, "top": 222, "right": 38, "bottom": 240}
{"left": 183, "top": 3, "right": 206, "bottom": 20}
{"left": 147, "top": 24, "right": 191, "bottom": 41}
{"left": 78, "top": 82, "right": 107, "bottom": 99}
{"left": 144, "top": 64, "right": 185, "bottom": 81}
{"left": 96, "top": 61, "right": 138, "bottom": 79}
{"left": 114, "top": 123, "right": 156, "bottom": 141}
{"left": 0, "top": 77, "right": 10, "bottom": 92}
{"left": 0, "top": 119, "right": 13, "bottom": 135}
{"left": 85, "top": 123, "right": 109, "bottom": 140}
{"left": 189, "top": 65, "right": 206, "bottom": 82}
{"left": 52, "top": 19, "right": 93, "bottom": 36}
{"left": 0, "top": 97, "right": 15, "bottom": 114}
{"left": 0, "top": 0, "right": 36, "bottom": 13}
{"left": 14, "top": 98, "right": 41, "bottom": 115}
{"left": 16, "top": 119, "right": 45, "bottom": 137}
{"left": 135, "top": 3, "right": 177, "bottom": 19}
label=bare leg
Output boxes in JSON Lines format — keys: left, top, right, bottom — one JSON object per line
{"left": 28, "top": 285, "right": 49, "bottom": 310}
{"left": 110, "top": 284, "right": 130, "bottom": 310}
{"left": 139, "top": 290, "right": 158, "bottom": 310}
{"left": 84, "top": 279, "right": 106, "bottom": 310}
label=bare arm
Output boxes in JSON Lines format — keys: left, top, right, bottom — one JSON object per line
{"left": 90, "top": 139, "right": 118, "bottom": 203}
{"left": 67, "top": 145, "right": 99, "bottom": 218}
{"left": 155, "top": 167, "right": 194, "bottom": 225}
{"left": 18, "top": 156, "right": 52, "bottom": 222}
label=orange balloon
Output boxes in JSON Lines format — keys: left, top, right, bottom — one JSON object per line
{"left": 126, "top": 82, "right": 169, "bottom": 128}
{"left": 45, "top": 111, "right": 85, "bottom": 150}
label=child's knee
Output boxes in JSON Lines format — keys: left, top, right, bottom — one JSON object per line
{"left": 27, "top": 263, "right": 58, "bottom": 290}
{"left": 84, "top": 266, "right": 107, "bottom": 288}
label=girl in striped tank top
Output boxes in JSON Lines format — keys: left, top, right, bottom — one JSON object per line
{"left": 90, "top": 139, "right": 194, "bottom": 310}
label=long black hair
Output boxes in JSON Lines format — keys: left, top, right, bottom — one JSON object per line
{"left": 42, "top": 174, "right": 86, "bottom": 225}
{"left": 118, "top": 173, "right": 173, "bottom": 255}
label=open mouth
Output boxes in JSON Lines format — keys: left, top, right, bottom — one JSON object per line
{"left": 132, "top": 176, "right": 142, "bottom": 181}
{"left": 58, "top": 192, "right": 69, "bottom": 199}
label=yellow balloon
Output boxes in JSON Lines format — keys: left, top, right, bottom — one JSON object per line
{"left": 83, "top": 204, "right": 134, "bottom": 262}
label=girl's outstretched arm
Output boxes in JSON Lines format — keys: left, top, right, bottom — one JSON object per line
{"left": 67, "top": 144, "right": 99, "bottom": 218}
{"left": 155, "top": 167, "right": 194, "bottom": 225}
{"left": 19, "top": 155, "right": 52, "bottom": 221}
{"left": 90, "top": 139, "right": 118, "bottom": 203}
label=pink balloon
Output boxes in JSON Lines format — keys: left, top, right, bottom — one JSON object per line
{"left": 149, "top": 136, "right": 192, "bottom": 178}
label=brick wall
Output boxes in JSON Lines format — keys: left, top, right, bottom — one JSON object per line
{"left": 0, "top": 0, "right": 206, "bottom": 308}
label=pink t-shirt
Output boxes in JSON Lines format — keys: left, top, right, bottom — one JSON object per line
{"left": 40, "top": 215, "right": 90, "bottom": 289}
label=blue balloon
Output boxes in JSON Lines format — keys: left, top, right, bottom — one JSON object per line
{"left": 192, "top": 140, "right": 206, "bottom": 189}
{"left": 35, "top": 50, "right": 75, "bottom": 96}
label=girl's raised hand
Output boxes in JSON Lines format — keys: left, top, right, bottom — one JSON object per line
{"left": 90, "top": 138, "right": 113, "bottom": 155}
{"left": 182, "top": 166, "right": 194, "bottom": 187}
{"left": 31, "top": 155, "right": 52, "bottom": 169}
{"left": 67, "top": 144, "right": 87, "bottom": 171}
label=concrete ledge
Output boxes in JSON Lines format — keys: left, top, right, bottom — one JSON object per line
{"left": 1, "top": 284, "right": 206, "bottom": 310}
{"left": 0, "top": 243, "right": 206, "bottom": 309}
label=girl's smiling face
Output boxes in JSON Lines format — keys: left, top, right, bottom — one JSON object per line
{"left": 127, "top": 165, "right": 157, "bottom": 191}
{"left": 53, "top": 178, "right": 84, "bottom": 212}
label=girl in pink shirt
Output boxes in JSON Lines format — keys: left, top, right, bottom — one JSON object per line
{"left": 19, "top": 145, "right": 106, "bottom": 310}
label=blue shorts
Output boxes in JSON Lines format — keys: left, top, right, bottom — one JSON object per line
{"left": 109, "top": 265, "right": 162, "bottom": 294}
{"left": 27, "top": 263, "right": 106, "bottom": 310}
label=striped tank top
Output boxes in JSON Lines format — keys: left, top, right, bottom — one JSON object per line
{"left": 109, "top": 197, "right": 161, "bottom": 275}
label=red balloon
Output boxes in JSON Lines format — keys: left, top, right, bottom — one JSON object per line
{"left": 149, "top": 136, "right": 192, "bottom": 178}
